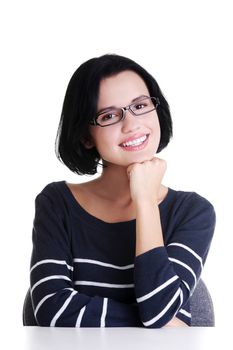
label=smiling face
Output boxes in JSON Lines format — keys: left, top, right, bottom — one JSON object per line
{"left": 87, "top": 70, "right": 161, "bottom": 167}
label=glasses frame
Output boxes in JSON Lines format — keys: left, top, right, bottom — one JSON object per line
{"left": 89, "top": 96, "right": 160, "bottom": 127}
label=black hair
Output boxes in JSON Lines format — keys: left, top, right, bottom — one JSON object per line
{"left": 55, "top": 54, "right": 173, "bottom": 175}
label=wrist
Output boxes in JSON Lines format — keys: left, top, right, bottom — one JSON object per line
{"left": 134, "top": 198, "right": 158, "bottom": 210}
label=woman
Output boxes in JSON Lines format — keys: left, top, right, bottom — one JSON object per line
{"left": 29, "top": 54, "right": 216, "bottom": 328}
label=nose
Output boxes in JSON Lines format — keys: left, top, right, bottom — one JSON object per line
{"left": 121, "top": 109, "right": 141, "bottom": 133}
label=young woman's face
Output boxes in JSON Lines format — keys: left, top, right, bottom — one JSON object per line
{"left": 88, "top": 70, "right": 161, "bottom": 168}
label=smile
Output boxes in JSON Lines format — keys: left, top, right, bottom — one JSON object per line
{"left": 119, "top": 134, "right": 149, "bottom": 151}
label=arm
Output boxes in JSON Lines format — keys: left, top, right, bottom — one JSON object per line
{"left": 135, "top": 201, "right": 164, "bottom": 257}
{"left": 30, "top": 192, "right": 141, "bottom": 327}
{"left": 135, "top": 200, "right": 188, "bottom": 328}
{"left": 127, "top": 158, "right": 215, "bottom": 328}
{"left": 127, "top": 157, "right": 166, "bottom": 258}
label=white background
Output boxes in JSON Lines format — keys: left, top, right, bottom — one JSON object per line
{"left": 0, "top": 0, "right": 232, "bottom": 331}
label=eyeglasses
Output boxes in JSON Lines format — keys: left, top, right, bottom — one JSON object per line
{"left": 89, "top": 96, "right": 160, "bottom": 127}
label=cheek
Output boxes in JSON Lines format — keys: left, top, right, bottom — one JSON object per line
{"left": 91, "top": 130, "right": 114, "bottom": 154}
{"left": 150, "top": 115, "right": 161, "bottom": 137}
{"left": 89, "top": 128, "right": 102, "bottom": 148}
{"left": 150, "top": 117, "right": 161, "bottom": 150}
{"left": 157, "top": 122, "right": 161, "bottom": 139}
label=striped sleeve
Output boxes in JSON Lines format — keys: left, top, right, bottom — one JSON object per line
{"left": 134, "top": 193, "right": 216, "bottom": 328}
{"left": 30, "top": 193, "right": 141, "bottom": 327}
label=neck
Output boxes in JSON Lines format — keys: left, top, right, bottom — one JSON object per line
{"left": 91, "top": 162, "right": 167, "bottom": 207}
{"left": 94, "top": 163, "right": 132, "bottom": 206}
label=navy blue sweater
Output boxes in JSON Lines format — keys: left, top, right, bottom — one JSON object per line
{"left": 30, "top": 181, "right": 215, "bottom": 328}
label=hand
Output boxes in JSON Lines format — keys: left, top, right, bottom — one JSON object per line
{"left": 164, "top": 317, "right": 188, "bottom": 328}
{"left": 126, "top": 157, "right": 167, "bottom": 205}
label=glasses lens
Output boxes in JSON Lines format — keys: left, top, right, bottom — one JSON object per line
{"left": 131, "top": 97, "right": 156, "bottom": 115}
{"left": 97, "top": 109, "right": 122, "bottom": 126}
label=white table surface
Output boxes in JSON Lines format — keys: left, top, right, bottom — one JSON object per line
{"left": 6, "top": 327, "right": 228, "bottom": 350}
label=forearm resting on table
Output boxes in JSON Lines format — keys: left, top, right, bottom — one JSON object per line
{"left": 135, "top": 201, "right": 164, "bottom": 256}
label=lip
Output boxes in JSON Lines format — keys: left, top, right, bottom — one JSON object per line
{"left": 119, "top": 133, "right": 149, "bottom": 146}
{"left": 119, "top": 134, "right": 150, "bottom": 152}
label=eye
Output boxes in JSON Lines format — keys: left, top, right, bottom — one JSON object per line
{"left": 135, "top": 103, "right": 145, "bottom": 109}
{"left": 100, "top": 113, "right": 117, "bottom": 122}
{"left": 134, "top": 102, "right": 147, "bottom": 110}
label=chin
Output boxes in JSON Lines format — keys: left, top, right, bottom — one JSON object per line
{"left": 102, "top": 147, "right": 158, "bottom": 167}
{"left": 128, "top": 149, "right": 158, "bottom": 162}
{"left": 122, "top": 153, "right": 158, "bottom": 167}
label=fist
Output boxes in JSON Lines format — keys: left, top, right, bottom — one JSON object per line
{"left": 127, "top": 157, "right": 167, "bottom": 204}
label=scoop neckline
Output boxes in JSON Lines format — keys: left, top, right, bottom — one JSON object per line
{"left": 60, "top": 180, "right": 173, "bottom": 227}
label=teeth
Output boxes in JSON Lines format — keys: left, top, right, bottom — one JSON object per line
{"left": 122, "top": 135, "right": 147, "bottom": 147}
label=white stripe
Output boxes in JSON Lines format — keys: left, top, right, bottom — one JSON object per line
{"left": 31, "top": 275, "right": 71, "bottom": 293}
{"left": 179, "top": 309, "right": 191, "bottom": 318}
{"left": 143, "top": 288, "right": 181, "bottom": 327}
{"left": 100, "top": 298, "right": 108, "bottom": 327}
{"left": 74, "top": 281, "right": 134, "bottom": 288}
{"left": 50, "top": 290, "right": 77, "bottom": 327}
{"left": 34, "top": 288, "right": 77, "bottom": 316}
{"left": 73, "top": 258, "right": 134, "bottom": 270}
{"left": 30, "top": 259, "right": 73, "bottom": 273}
{"left": 179, "top": 289, "right": 184, "bottom": 308}
{"left": 182, "top": 280, "right": 190, "bottom": 292}
{"left": 170, "top": 289, "right": 184, "bottom": 320}
{"left": 136, "top": 275, "right": 179, "bottom": 303}
{"left": 76, "top": 306, "right": 86, "bottom": 327}
{"left": 34, "top": 292, "right": 56, "bottom": 316}
{"left": 168, "top": 258, "right": 197, "bottom": 286}
{"left": 167, "top": 243, "right": 203, "bottom": 269}
{"left": 63, "top": 287, "right": 75, "bottom": 292}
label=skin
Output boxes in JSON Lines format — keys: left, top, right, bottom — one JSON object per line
{"left": 82, "top": 70, "right": 187, "bottom": 327}
{"left": 85, "top": 70, "right": 166, "bottom": 207}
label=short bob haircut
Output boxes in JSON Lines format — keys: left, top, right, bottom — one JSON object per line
{"left": 55, "top": 54, "right": 173, "bottom": 175}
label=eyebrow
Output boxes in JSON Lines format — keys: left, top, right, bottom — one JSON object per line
{"left": 97, "top": 95, "right": 148, "bottom": 115}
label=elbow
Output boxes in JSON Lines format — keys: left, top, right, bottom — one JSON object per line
{"left": 35, "top": 313, "right": 52, "bottom": 327}
{"left": 32, "top": 305, "right": 59, "bottom": 327}
{"left": 141, "top": 317, "right": 168, "bottom": 329}
{"left": 143, "top": 323, "right": 161, "bottom": 329}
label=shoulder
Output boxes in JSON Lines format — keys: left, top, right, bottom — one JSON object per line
{"left": 36, "top": 181, "right": 67, "bottom": 200}
{"left": 167, "top": 188, "right": 216, "bottom": 228}
{"left": 169, "top": 187, "right": 215, "bottom": 211}
{"left": 34, "top": 181, "right": 69, "bottom": 213}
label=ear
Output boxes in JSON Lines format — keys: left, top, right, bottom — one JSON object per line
{"left": 81, "top": 136, "right": 95, "bottom": 149}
